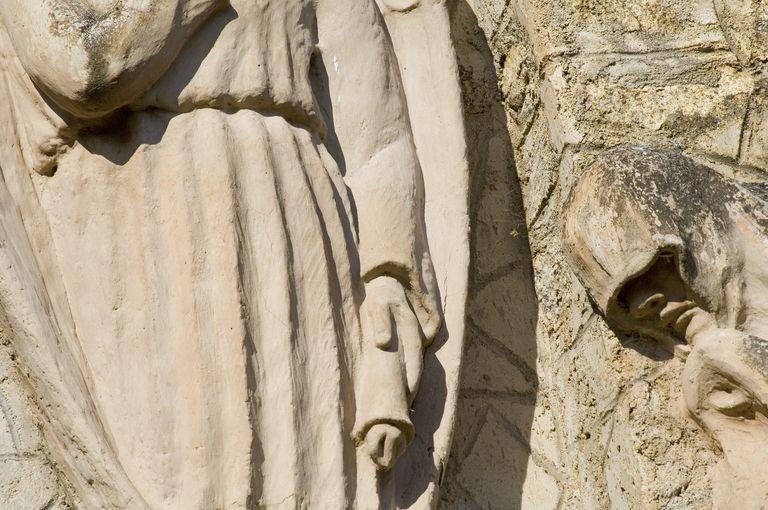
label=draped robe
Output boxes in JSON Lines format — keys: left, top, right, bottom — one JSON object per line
{"left": 0, "top": 0, "right": 440, "bottom": 507}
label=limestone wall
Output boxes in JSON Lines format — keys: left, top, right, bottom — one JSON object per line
{"left": 440, "top": 1, "right": 768, "bottom": 508}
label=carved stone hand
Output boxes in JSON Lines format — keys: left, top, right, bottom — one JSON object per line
{"left": 356, "top": 276, "right": 426, "bottom": 470}
{"left": 363, "top": 423, "right": 408, "bottom": 471}
{"left": 682, "top": 329, "right": 768, "bottom": 507}
{"left": 362, "top": 276, "right": 425, "bottom": 396}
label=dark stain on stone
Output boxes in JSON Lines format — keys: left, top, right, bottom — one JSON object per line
{"left": 81, "top": 2, "right": 128, "bottom": 104}
{"left": 563, "top": 144, "right": 768, "bottom": 335}
{"left": 47, "top": 1, "right": 141, "bottom": 107}
{"left": 740, "top": 335, "right": 768, "bottom": 381}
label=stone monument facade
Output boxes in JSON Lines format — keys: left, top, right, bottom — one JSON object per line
{"left": 3, "top": 0, "right": 768, "bottom": 509}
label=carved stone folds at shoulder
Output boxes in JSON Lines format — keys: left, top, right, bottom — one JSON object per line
{"left": 0, "top": 0, "right": 227, "bottom": 117}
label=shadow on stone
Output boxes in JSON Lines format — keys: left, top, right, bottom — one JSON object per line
{"left": 438, "top": 2, "right": 540, "bottom": 508}
{"left": 76, "top": 7, "right": 239, "bottom": 166}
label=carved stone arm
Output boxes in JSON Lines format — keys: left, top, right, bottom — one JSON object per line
{"left": 316, "top": 0, "right": 442, "bottom": 472}
{"left": 316, "top": 0, "right": 440, "bottom": 340}
{"left": 0, "top": 0, "right": 227, "bottom": 118}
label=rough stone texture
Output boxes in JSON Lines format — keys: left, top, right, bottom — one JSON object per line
{"left": 439, "top": 0, "right": 768, "bottom": 507}
{"left": 2, "top": 0, "right": 765, "bottom": 507}
{"left": 561, "top": 146, "right": 768, "bottom": 507}
{"left": 0, "top": 312, "right": 70, "bottom": 510}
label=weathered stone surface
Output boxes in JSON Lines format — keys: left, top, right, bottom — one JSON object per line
{"left": 0, "top": 1, "right": 470, "bottom": 508}
{"left": 561, "top": 147, "right": 768, "bottom": 507}
{"left": 2, "top": 0, "right": 766, "bottom": 508}
{"left": 441, "top": 1, "right": 768, "bottom": 509}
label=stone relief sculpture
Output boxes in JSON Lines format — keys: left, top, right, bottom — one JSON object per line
{"left": 0, "top": 0, "right": 468, "bottom": 508}
{"left": 562, "top": 146, "right": 768, "bottom": 508}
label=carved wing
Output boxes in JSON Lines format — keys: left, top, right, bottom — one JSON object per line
{"left": 375, "top": 2, "right": 471, "bottom": 507}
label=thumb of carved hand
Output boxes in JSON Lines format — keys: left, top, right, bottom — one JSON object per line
{"left": 364, "top": 423, "right": 407, "bottom": 471}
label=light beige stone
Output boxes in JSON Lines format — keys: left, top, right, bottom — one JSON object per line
{"left": 441, "top": 1, "right": 768, "bottom": 508}
{"left": 563, "top": 147, "right": 768, "bottom": 509}
{"left": 0, "top": 1, "right": 469, "bottom": 508}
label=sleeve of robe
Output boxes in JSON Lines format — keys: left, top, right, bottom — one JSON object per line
{"left": 315, "top": 0, "right": 442, "bottom": 443}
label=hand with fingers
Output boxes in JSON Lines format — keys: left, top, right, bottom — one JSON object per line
{"left": 354, "top": 276, "right": 428, "bottom": 471}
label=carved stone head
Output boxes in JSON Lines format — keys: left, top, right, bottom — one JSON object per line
{"left": 681, "top": 329, "right": 768, "bottom": 505}
{"left": 562, "top": 146, "right": 768, "bottom": 507}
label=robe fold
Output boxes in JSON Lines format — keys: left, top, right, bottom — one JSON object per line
{"left": 0, "top": 0, "right": 440, "bottom": 507}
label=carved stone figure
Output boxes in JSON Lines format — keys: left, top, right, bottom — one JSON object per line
{"left": 0, "top": 0, "right": 468, "bottom": 508}
{"left": 563, "top": 146, "right": 768, "bottom": 508}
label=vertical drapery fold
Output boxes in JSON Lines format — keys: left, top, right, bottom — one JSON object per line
{"left": 31, "top": 109, "right": 360, "bottom": 509}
